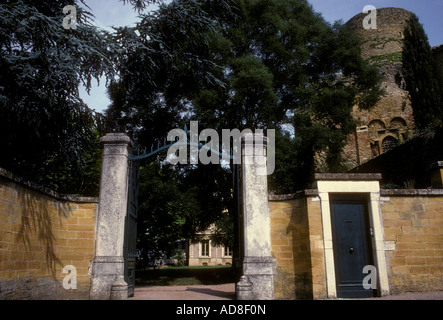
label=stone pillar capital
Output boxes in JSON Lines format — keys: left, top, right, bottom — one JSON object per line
{"left": 100, "top": 133, "right": 133, "bottom": 146}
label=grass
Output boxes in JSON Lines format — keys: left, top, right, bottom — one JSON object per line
{"left": 135, "top": 265, "right": 236, "bottom": 286}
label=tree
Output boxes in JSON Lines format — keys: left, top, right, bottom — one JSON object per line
{"left": 106, "top": 0, "right": 383, "bottom": 254}
{"left": 402, "top": 14, "right": 443, "bottom": 131}
{"left": 106, "top": 0, "right": 230, "bottom": 143}
{"left": 191, "top": 0, "right": 384, "bottom": 190}
{"left": 137, "top": 161, "right": 197, "bottom": 262}
{"left": 136, "top": 159, "right": 232, "bottom": 261}
{"left": 0, "top": 0, "right": 116, "bottom": 196}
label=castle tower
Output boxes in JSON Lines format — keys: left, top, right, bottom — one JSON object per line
{"left": 344, "top": 8, "right": 416, "bottom": 166}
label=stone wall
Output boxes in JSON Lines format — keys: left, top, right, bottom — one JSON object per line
{"left": 346, "top": 7, "right": 412, "bottom": 61}
{"left": 269, "top": 191, "right": 326, "bottom": 299}
{"left": 344, "top": 8, "right": 443, "bottom": 168}
{"left": 269, "top": 186, "right": 443, "bottom": 299}
{"left": 380, "top": 190, "right": 443, "bottom": 293}
{"left": 345, "top": 63, "right": 415, "bottom": 166}
{"left": 343, "top": 8, "right": 415, "bottom": 167}
{"left": 0, "top": 168, "right": 97, "bottom": 299}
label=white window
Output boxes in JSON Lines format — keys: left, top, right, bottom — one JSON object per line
{"left": 200, "top": 240, "right": 210, "bottom": 257}
{"left": 223, "top": 246, "right": 232, "bottom": 257}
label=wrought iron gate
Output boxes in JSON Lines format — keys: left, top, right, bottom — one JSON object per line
{"left": 124, "top": 159, "right": 139, "bottom": 297}
{"left": 123, "top": 127, "right": 241, "bottom": 297}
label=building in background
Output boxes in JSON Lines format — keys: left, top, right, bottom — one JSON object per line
{"left": 187, "top": 225, "right": 232, "bottom": 266}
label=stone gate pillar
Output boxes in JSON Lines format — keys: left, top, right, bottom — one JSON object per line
{"left": 89, "top": 133, "right": 132, "bottom": 300}
{"left": 236, "top": 133, "right": 275, "bottom": 300}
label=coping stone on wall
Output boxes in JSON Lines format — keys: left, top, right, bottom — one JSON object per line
{"left": 268, "top": 189, "right": 318, "bottom": 201}
{"left": 380, "top": 189, "right": 443, "bottom": 196}
{"left": 0, "top": 167, "right": 98, "bottom": 203}
{"left": 314, "top": 173, "right": 383, "bottom": 181}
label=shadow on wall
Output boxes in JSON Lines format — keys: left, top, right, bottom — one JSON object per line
{"left": 14, "top": 185, "right": 70, "bottom": 276}
{"left": 286, "top": 198, "right": 313, "bottom": 299}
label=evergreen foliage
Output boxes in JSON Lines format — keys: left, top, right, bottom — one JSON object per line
{"left": 402, "top": 14, "right": 443, "bottom": 131}
{"left": 0, "top": 0, "right": 116, "bottom": 195}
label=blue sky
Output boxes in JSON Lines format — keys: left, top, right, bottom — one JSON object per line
{"left": 80, "top": 0, "right": 443, "bottom": 113}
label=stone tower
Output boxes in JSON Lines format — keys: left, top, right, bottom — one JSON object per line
{"left": 343, "top": 8, "right": 415, "bottom": 167}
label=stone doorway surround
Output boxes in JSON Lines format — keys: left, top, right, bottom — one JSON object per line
{"left": 315, "top": 173, "right": 390, "bottom": 299}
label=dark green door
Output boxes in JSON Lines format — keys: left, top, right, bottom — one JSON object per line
{"left": 330, "top": 195, "right": 375, "bottom": 298}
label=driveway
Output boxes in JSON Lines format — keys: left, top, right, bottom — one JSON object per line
{"left": 130, "top": 283, "right": 236, "bottom": 300}
{"left": 356, "top": 290, "right": 443, "bottom": 300}
{"left": 130, "top": 284, "right": 443, "bottom": 300}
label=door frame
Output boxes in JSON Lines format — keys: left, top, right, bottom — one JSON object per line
{"left": 316, "top": 175, "right": 390, "bottom": 298}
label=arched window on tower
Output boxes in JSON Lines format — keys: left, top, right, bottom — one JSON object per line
{"left": 390, "top": 117, "right": 407, "bottom": 130}
{"left": 368, "top": 119, "right": 386, "bottom": 140}
{"left": 382, "top": 135, "right": 398, "bottom": 153}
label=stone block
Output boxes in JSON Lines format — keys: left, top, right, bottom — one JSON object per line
{"left": 273, "top": 252, "right": 293, "bottom": 260}
{"left": 401, "top": 226, "right": 424, "bottom": 235}
{"left": 77, "top": 231, "right": 95, "bottom": 239}
{"left": 394, "top": 250, "right": 413, "bottom": 257}
{"left": 271, "top": 239, "right": 289, "bottom": 246}
{"left": 391, "top": 266, "right": 410, "bottom": 275}
{"left": 416, "top": 235, "right": 443, "bottom": 242}
{"left": 425, "top": 203, "right": 443, "bottom": 212}
{"left": 426, "top": 257, "right": 442, "bottom": 265}
{"left": 275, "top": 259, "right": 293, "bottom": 268}
{"left": 77, "top": 217, "right": 96, "bottom": 226}
{"left": 67, "top": 238, "right": 94, "bottom": 247}
{"left": 431, "top": 266, "right": 443, "bottom": 275}
{"left": 390, "top": 256, "right": 407, "bottom": 265}
{"left": 406, "top": 257, "right": 427, "bottom": 265}
{"left": 383, "top": 219, "right": 412, "bottom": 227}
{"left": 396, "top": 235, "right": 417, "bottom": 243}
{"left": 381, "top": 205, "right": 396, "bottom": 214}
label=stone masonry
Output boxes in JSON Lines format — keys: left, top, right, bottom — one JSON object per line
{"left": 236, "top": 133, "right": 275, "bottom": 300}
{"left": 269, "top": 185, "right": 443, "bottom": 299}
{"left": 269, "top": 191, "right": 325, "bottom": 300}
{"left": 89, "top": 133, "right": 133, "bottom": 300}
{"left": 380, "top": 190, "right": 443, "bottom": 293}
{"left": 344, "top": 8, "right": 416, "bottom": 167}
{"left": 0, "top": 168, "right": 98, "bottom": 300}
